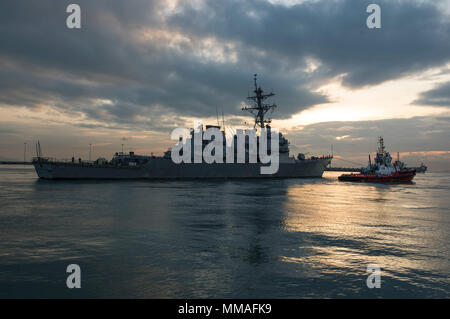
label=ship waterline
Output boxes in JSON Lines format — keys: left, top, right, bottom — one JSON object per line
{"left": 34, "top": 157, "right": 332, "bottom": 180}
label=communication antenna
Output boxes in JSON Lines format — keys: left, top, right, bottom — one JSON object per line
{"left": 330, "top": 144, "right": 333, "bottom": 167}
{"left": 221, "top": 106, "right": 225, "bottom": 128}
{"left": 35, "top": 140, "right": 42, "bottom": 158}
{"left": 216, "top": 106, "right": 220, "bottom": 126}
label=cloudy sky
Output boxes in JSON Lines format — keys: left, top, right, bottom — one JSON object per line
{"left": 1, "top": 0, "right": 450, "bottom": 170}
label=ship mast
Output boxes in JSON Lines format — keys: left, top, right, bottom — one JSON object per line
{"left": 242, "top": 74, "right": 277, "bottom": 129}
{"left": 377, "top": 136, "right": 386, "bottom": 155}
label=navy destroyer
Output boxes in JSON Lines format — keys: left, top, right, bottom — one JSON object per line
{"left": 33, "top": 75, "right": 332, "bottom": 179}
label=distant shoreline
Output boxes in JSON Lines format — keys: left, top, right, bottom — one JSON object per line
{"left": 0, "top": 161, "right": 33, "bottom": 165}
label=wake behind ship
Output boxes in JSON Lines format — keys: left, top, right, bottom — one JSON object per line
{"left": 33, "top": 75, "right": 332, "bottom": 179}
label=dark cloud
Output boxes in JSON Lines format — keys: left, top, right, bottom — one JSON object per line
{"left": 170, "top": 0, "right": 450, "bottom": 87}
{"left": 0, "top": 0, "right": 327, "bottom": 122}
{"left": 414, "top": 82, "right": 450, "bottom": 107}
{"left": 284, "top": 116, "right": 450, "bottom": 170}
{"left": 0, "top": 0, "right": 449, "bottom": 129}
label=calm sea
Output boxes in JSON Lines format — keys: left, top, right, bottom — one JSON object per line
{"left": 0, "top": 165, "right": 448, "bottom": 298}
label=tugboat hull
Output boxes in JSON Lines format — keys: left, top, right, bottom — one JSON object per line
{"left": 338, "top": 170, "right": 416, "bottom": 183}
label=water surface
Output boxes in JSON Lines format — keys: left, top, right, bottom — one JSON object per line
{"left": 0, "top": 165, "right": 449, "bottom": 298}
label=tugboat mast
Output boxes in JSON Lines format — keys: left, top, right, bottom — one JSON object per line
{"left": 377, "top": 136, "right": 386, "bottom": 154}
{"left": 242, "top": 74, "right": 277, "bottom": 129}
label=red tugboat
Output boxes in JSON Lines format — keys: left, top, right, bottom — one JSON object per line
{"left": 338, "top": 137, "right": 416, "bottom": 183}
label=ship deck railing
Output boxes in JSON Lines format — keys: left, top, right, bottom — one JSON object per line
{"left": 33, "top": 157, "right": 97, "bottom": 164}
{"left": 310, "top": 155, "right": 333, "bottom": 159}
{"left": 32, "top": 157, "right": 141, "bottom": 168}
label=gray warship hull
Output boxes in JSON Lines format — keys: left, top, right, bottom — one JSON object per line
{"left": 33, "top": 75, "right": 333, "bottom": 180}
{"left": 33, "top": 157, "right": 331, "bottom": 180}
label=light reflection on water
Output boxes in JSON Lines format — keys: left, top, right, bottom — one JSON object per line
{"left": 0, "top": 165, "right": 448, "bottom": 298}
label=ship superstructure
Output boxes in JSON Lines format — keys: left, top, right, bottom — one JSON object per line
{"left": 164, "top": 75, "right": 293, "bottom": 165}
